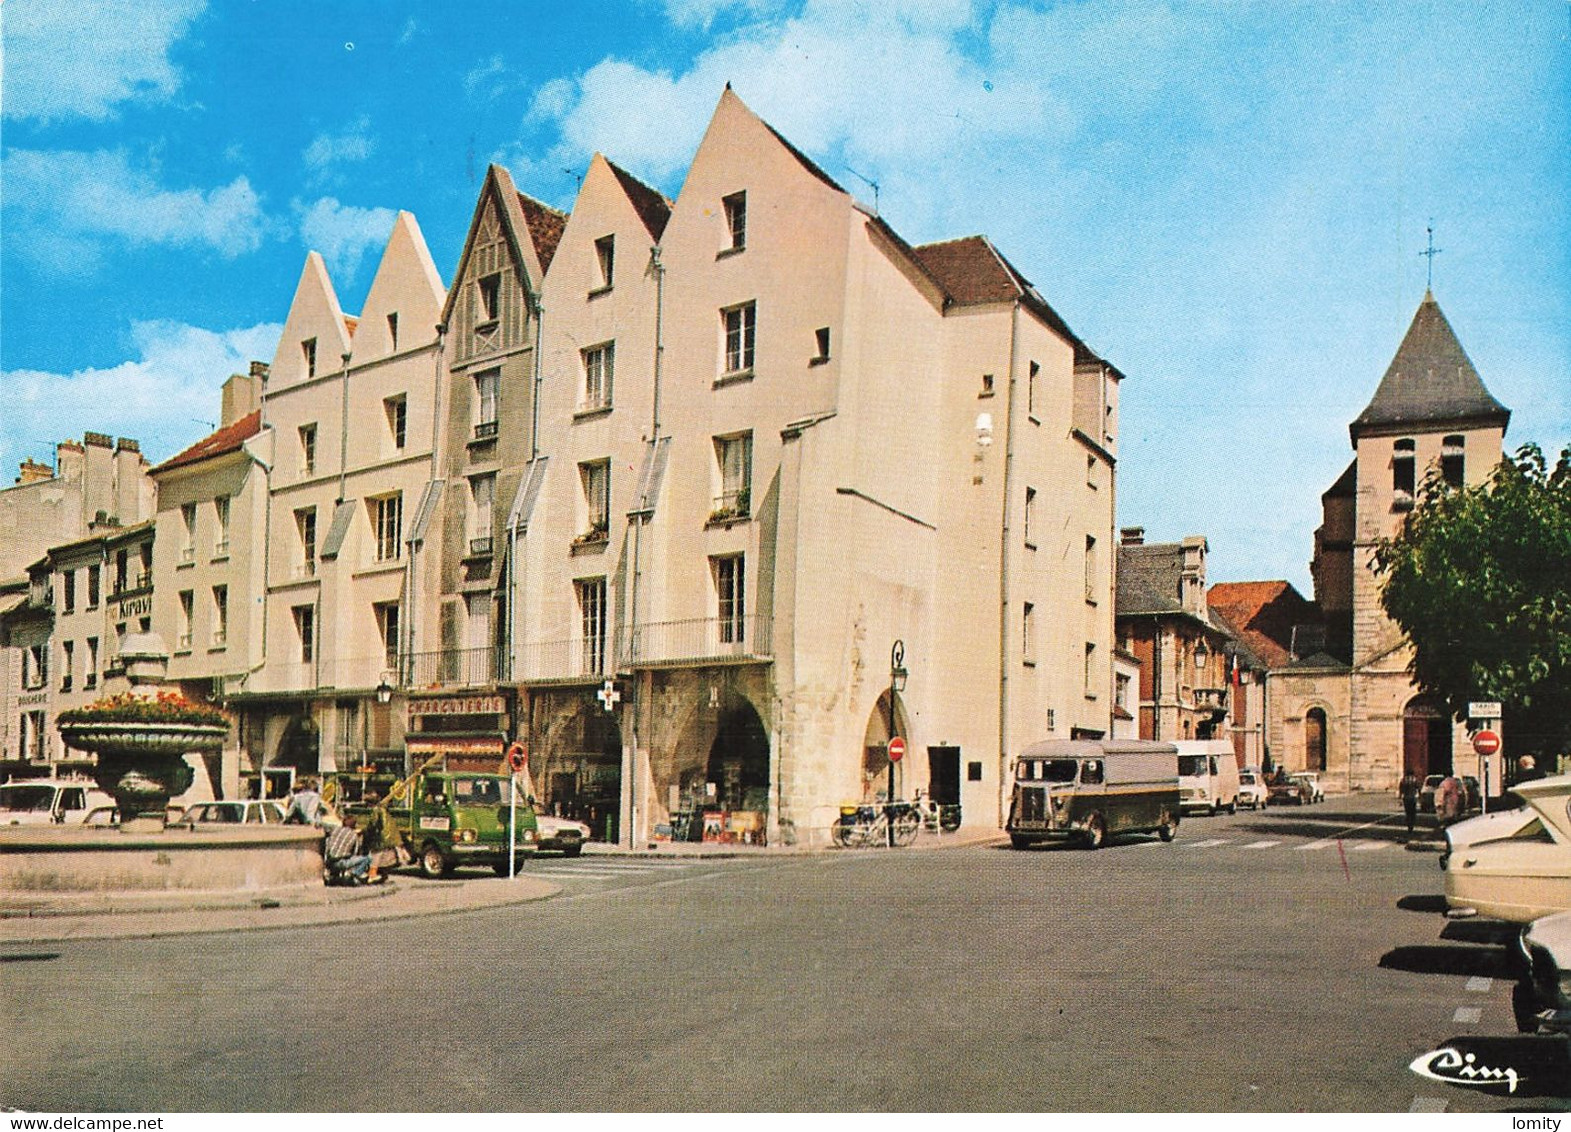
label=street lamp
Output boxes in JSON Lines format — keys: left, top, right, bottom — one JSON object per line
{"left": 375, "top": 676, "right": 394, "bottom": 705}
{"left": 887, "top": 640, "right": 908, "bottom": 847}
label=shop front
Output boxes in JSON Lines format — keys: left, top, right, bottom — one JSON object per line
{"left": 405, "top": 692, "right": 512, "bottom": 775}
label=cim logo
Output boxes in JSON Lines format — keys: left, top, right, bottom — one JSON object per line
{"left": 1409, "top": 1045, "right": 1520, "bottom": 1093}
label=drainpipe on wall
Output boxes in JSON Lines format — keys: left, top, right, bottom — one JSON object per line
{"left": 997, "top": 300, "right": 1021, "bottom": 828}
{"left": 336, "top": 353, "right": 352, "bottom": 504}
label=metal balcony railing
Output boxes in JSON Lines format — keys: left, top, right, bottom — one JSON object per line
{"left": 473, "top": 419, "right": 499, "bottom": 441}
{"left": 512, "top": 637, "right": 608, "bottom": 683}
{"left": 618, "top": 614, "right": 772, "bottom": 668}
{"left": 400, "top": 646, "right": 505, "bottom": 689}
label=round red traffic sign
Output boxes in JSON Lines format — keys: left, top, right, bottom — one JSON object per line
{"left": 888, "top": 736, "right": 906, "bottom": 763}
{"left": 1472, "top": 729, "right": 1501, "bottom": 756}
{"left": 507, "top": 742, "right": 527, "bottom": 771}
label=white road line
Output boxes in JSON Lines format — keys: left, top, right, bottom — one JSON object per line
{"left": 1298, "top": 841, "right": 1336, "bottom": 850}
{"left": 1453, "top": 1006, "right": 1482, "bottom": 1024}
{"left": 1409, "top": 1097, "right": 1447, "bottom": 1113}
{"left": 1349, "top": 841, "right": 1387, "bottom": 852}
{"left": 1465, "top": 976, "right": 1494, "bottom": 993}
{"left": 1185, "top": 838, "right": 1230, "bottom": 849}
{"left": 1242, "top": 840, "right": 1280, "bottom": 850}
{"left": 571, "top": 860, "right": 695, "bottom": 870}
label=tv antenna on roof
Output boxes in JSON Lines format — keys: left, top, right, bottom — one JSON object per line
{"left": 844, "top": 165, "right": 880, "bottom": 216}
{"left": 1419, "top": 220, "right": 1443, "bottom": 290}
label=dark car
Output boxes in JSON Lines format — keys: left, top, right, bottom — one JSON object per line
{"left": 1266, "top": 775, "right": 1311, "bottom": 806}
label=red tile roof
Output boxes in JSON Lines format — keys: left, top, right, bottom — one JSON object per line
{"left": 152, "top": 410, "right": 262, "bottom": 474}
{"left": 914, "top": 235, "right": 1082, "bottom": 349}
{"left": 516, "top": 192, "right": 568, "bottom": 273}
{"left": 1207, "top": 580, "right": 1320, "bottom": 670}
{"left": 605, "top": 158, "right": 672, "bottom": 241}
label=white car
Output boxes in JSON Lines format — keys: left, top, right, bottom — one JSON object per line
{"left": 1515, "top": 909, "right": 1571, "bottom": 1035}
{"left": 1445, "top": 773, "right": 1571, "bottom": 923}
{"left": 1441, "top": 805, "right": 1540, "bottom": 870}
{"left": 170, "top": 800, "right": 286, "bottom": 827}
{"left": 0, "top": 779, "right": 113, "bottom": 825}
{"left": 1237, "top": 769, "right": 1268, "bottom": 811}
{"left": 1291, "top": 771, "right": 1326, "bottom": 803}
{"left": 535, "top": 813, "right": 590, "bottom": 857}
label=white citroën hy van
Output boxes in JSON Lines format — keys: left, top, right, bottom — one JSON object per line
{"left": 1174, "top": 739, "right": 1241, "bottom": 815}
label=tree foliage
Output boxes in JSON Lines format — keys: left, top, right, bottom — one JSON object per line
{"left": 1374, "top": 443, "right": 1571, "bottom": 756}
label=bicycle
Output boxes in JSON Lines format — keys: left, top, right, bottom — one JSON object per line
{"left": 831, "top": 800, "right": 921, "bottom": 848}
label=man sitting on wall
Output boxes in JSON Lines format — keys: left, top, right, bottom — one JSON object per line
{"left": 323, "top": 814, "right": 375, "bottom": 885}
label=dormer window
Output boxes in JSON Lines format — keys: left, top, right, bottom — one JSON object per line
{"left": 593, "top": 235, "right": 615, "bottom": 293}
{"left": 722, "top": 191, "right": 747, "bottom": 252}
{"left": 1393, "top": 438, "right": 1416, "bottom": 510}
{"left": 1441, "top": 435, "right": 1465, "bottom": 488}
{"left": 478, "top": 273, "right": 501, "bottom": 324}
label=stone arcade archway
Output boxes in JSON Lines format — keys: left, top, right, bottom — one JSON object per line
{"left": 532, "top": 700, "right": 624, "bottom": 843}
{"left": 860, "top": 689, "right": 911, "bottom": 802}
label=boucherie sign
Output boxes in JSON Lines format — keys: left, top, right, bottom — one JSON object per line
{"left": 407, "top": 695, "right": 505, "bottom": 718}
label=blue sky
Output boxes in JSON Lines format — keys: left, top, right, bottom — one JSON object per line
{"left": 3, "top": 0, "right": 1567, "bottom": 593}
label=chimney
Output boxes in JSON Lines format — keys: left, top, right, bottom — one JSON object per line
{"left": 114, "top": 438, "right": 148, "bottom": 522}
{"left": 15, "top": 458, "right": 54, "bottom": 485}
{"left": 221, "top": 370, "right": 261, "bottom": 426}
{"left": 82, "top": 432, "right": 115, "bottom": 526}
{"left": 1120, "top": 526, "right": 1145, "bottom": 546}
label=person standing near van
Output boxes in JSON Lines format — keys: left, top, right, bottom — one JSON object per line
{"left": 1399, "top": 771, "right": 1420, "bottom": 833}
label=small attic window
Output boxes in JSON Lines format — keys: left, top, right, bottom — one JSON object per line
{"left": 1441, "top": 434, "right": 1465, "bottom": 488}
{"left": 478, "top": 273, "right": 501, "bottom": 323}
{"left": 593, "top": 235, "right": 615, "bottom": 293}
{"left": 980, "top": 373, "right": 995, "bottom": 398}
{"left": 387, "top": 312, "right": 398, "bottom": 351}
{"left": 722, "top": 191, "right": 747, "bottom": 252}
{"left": 302, "top": 338, "right": 317, "bottom": 379}
{"left": 1392, "top": 438, "right": 1416, "bottom": 509}
{"left": 811, "top": 327, "right": 831, "bottom": 364}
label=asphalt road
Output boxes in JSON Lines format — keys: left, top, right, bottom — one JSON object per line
{"left": 1, "top": 799, "right": 1562, "bottom": 1113}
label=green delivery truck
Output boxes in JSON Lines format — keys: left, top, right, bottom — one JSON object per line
{"left": 329, "top": 767, "right": 540, "bottom": 878}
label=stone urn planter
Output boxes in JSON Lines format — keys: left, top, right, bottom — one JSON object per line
{"left": 56, "top": 632, "right": 230, "bottom": 831}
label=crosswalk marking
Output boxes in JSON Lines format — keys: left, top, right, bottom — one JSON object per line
{"left": 1185, "top": 838, "right": 1231, "bottom": 849}
{"left": 1453, "top": 1006, "right": 1482, "bottom": 1024}
{"left": 1465, "top": 976, "right": 1493, "bottom": 993}
{"left": 1243, "top": 840, "right": 1280, "bottom": 850}
{"left": 1349, "top": 841, "right": 1386, "bottom": 852}
{"left": 1298, "top": 840, "right": 1336, "bottom": 850}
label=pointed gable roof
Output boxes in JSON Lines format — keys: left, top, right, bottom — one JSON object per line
{"left": 442, "top": 165, "right": 562, "bottom": 324}
{"left": 152, "top": 410, "right": 262, "bottom": 475}
{"left": 352, "top": 210, "right": 446, "bottom": 362}
{"left": 516, "top": 191, "right": 567, "bottom": 273}
{"left": 269, "top": 251, "right": 354, "bottom": 385}
{"left": 1351, "top": 291, "right": 1510, "bottom": 439}
{"left": 604, "top": 158, "right": 672, "bottom": 241}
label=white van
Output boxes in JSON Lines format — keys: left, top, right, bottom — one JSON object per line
{"left": 1174, "top": 740, "right": 1241, "bottom": 815}
{"left": 0, "top": 778, "right": 113, "bottom": 825}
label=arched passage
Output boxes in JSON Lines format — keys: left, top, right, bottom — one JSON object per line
{"left": 533, "top": 703, "right": 623, "bottom": 843}
{"left": 1403, "top": 696, "right": 1452, "bottom": 778}
{"left": 1304, "top": 707, "right": 1328, "bottom": 772}
{"left": 705, "top": 700, "right": 771, "bottom": 842}
{"left": 860, "top": 689, "right": 911, "bottom": 801}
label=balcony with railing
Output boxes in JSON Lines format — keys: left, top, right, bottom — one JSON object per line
{"left": 618, "top": 614, "right": 772, "bottom": 668}
{"left": 400, "top": 646, "right": 505, "bottom": 690}
{"left": 238, "top": 654, "right": 392, "bottom": 697}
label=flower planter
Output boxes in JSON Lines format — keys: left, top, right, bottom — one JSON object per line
{"left": 59, "top": 721, "right": 228, "bottom": 829}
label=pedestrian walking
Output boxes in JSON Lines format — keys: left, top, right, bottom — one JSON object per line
{"left": 1436, "top": 774, "right": 1464, "bottom": 825}
{"left": 1399, "top": 771, "right": 1420, "bottom": 833}
{"left": 282, "top": 777, "right": 323, "bottom": 825}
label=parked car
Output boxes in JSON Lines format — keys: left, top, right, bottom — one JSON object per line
{"left": 535, "top": 813, "right": 590, "bottom": 856}
{"left": 1441, "top": 804, "right": 1540, "bottom": 870}
{"left": 1419, "top": 774, "right": 1445, "bottom": 813}
{"left": 81, "top": 805, "right": 187, "bottom": 827}
{"left": 1237, "top": 769, "right": 1268, "bottom": 811}
{"left": 1514, "top": 908, "right": 1571, "bottom": 1035}
{"left": 1267, "top": 775, "right": 1312, "bottom": 806}
{"left": 1291, "top": 771, "right": 1325, "bottom": 803}
{"left": 1175, "top": 740, "right": 1240, "bottom": 815}
{"left": 0, "top": 779, "right": 113, "bottom": 825}
{"left": 170, "top": 800, "right": 286, "bottom": 827}
{"left": 1444, "top": 772, "right": 1571, "bottom": 923}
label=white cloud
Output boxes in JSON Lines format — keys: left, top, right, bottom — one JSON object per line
{"left": 303, "top": 116, "right": 377, "bottom": 176}
{"left": 661, "top": 0, "right": 787, "bottom": 30}
{"left": 2, "top": 0, "right": 206, "bottom": 123}
{"left": 5, "top": 149, "right": 272, "bottom": 273}
{"left": 295, "top": 198, "right": 397, "bottom": 280}
{"left": 464, "top": 55, "right": 520, "bottom": 104}
{"left": 0, "top": 320, "right": 282, "bottom": 479}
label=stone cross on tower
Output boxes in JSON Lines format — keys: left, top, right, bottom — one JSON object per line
{"left": 1419, "top": 221, "right": 1443, "bottom": 289}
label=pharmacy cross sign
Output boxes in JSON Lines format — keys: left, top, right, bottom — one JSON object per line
{"left": 597, "top": 679, "right": 621, "bottom": 713}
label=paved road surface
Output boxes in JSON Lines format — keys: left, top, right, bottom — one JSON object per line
{"left": 1, "top": 799, "right": 1562, "bottom": 1112}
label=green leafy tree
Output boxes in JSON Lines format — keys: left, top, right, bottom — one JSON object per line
{"left": 1374, "top": 443, "right": 1571, "bottom": 758}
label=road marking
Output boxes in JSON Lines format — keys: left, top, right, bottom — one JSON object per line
{"left": 1298, "top": 841, "right": 1336, "bottom": 850}
{"left": 570, "top": 860, "right": 695, "bottom": 870}
{"left": 1453, "top": 1006, "right": 1482, "bottom": 1024}
{"left": 1242, "top": 840, "right": 1280, "bottom": 850}
{"left": 1465, "top": 976, "right": 1493, "bottom": 993}
{"left": 1349, "top": 841, "right": 1387, "bottom": 852}
{"left": 517, "top": 870, "right": 622, "bottom": 881}
{"left": 1409, "top": 1097, "right": 1447, "bottom": 1113}
{"left": 1185, "top": 838, "right": 1231, "bottom": 849}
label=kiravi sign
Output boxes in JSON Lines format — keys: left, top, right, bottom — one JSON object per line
{"left": 116, "top": 594, "right": 152, "bottom": 620}
{"left": 407, "top": 695, "right": 506, "bottom": 718}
